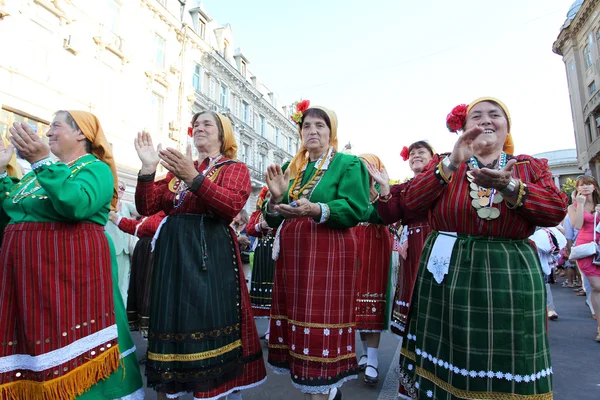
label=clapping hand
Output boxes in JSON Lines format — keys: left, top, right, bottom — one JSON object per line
{"left": 158, "top": 147, "right": 199, "bottom": 186}
{"left": 134, "top": 131, "right": 161, "bottom": 174}
{"left": 470, "top": 159, "right": 517, "bottom": 190}
{"left": 9, "top": 122, "right": 50, "bottom": 163}
{"left": 276, "top": 198, "right": 319, "bottom": 219}
{"left": 0, "top": 137, "right": 14, "bottom": 173}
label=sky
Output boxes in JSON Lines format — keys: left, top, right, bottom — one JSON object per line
{"left": 202, "top": 0, "right": 577, "bottom": 180}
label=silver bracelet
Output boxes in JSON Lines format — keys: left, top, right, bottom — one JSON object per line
{"left": 442, "top": 156, "right": 459, "bottom": 172}
{"left": 499, "top": 178, "right": 518, "bottom": 195}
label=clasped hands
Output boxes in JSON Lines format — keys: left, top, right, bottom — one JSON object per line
{"left": 0, "top": 123, "right": 50, "bottom": 171}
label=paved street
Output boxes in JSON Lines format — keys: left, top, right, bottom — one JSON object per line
{"left": 133, "top": 276, "right": 600, "bottom": 399}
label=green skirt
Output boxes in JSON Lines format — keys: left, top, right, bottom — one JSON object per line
{"left": 78, "top": 234, "right": 144, "bottom": 399}
{"left": 399, "top": 231, "right": 552, "bottom": 400}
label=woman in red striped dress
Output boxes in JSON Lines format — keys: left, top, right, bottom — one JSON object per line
{"left": 353, "top": 153, "right": 393, "bottom": 386}
{"left": 368, "top": 141, "right": 435, "bottom": 339}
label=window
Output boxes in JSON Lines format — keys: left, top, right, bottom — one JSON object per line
{"left": 220, "top": 84, "right": 229, "bottom": 108}
{"left": 584, "top": 44, "right": 593, "bottom": 69}
{"left": 198, "top": 19, "right": 206, "bottom": 39}
{"left": 275, "top": 127, "right": 281, "bottom": 146}
{"left": 241, "top": 60, "right": 247, "bottom": 77}
{"left": 192, "top": 64, "right": 201, "bottom": 91}
{"left": 242, "top": 143, "right": 250, "bottom": 164}
{"left": 259, "top": 154, "right": 267, "bottom": 173}
{"left": 259, "top": 115, "right": 265, "bottom": 137}
{"left": 589, "top": 81, "right": 597, "bottom": 96}
{"left": 105, "top": 0, "right": 120, "bottom": 33}
{"left": 154, "top": 34, "right": 165, "bottom": 69}
{"left": 595, "top": 114, "right": 600, "bottom": 137}
{"left": 0, "top": 108, "right": 49, "bottom": 139}
{"left": 242, "top": 101, "right": 249, "bottom": 123}
{"left": 151, "top": 93, "right": 164, "bottom": 135}
{"left": 209, "top": 78, "right": 216, "bottom": 100}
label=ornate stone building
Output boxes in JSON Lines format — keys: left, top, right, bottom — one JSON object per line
{"left": 532, "top": 149, "right": 580, "bottom": 188}
{"left": 553, "top": 0, "right": 600, "bottom": 178}
{"left": 0, "top": 0, "right": 299, "bottom": 208}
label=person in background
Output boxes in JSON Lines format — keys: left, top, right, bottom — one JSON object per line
{"left": 105, "top": 180, "right": 138, "bottom": 304}
{"left": 109, "top": 209, "right": 166, "bottom": 339}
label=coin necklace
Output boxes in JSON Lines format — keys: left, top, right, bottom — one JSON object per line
{"left": 467, "top": 152, "right": 506, "bottom": 220}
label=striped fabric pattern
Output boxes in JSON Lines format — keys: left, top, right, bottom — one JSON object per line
{"left": 247, "top": 209, "right": 276, "bottom": 317}
{"left": 268, "top": 217, "right": 359, "bottom": 394}
{"left": 405, "top": 154, "right": 568, "bottom": 237}
{"left": 399, "top": 232, "right": 553, "bottom": 399}
{"left": 0, "top": 222, "right": 119, "bottom": 399}
{"left": 354, "top": 224, "right": 393, "bottom": 332}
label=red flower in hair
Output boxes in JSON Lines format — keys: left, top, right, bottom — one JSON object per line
{"left": 188, "top": 126, "right": 193, "bottom": 137}
{"left": 296, "top": 99, "right": 310, "bottom": 113}
{"left": 400, "top": 146, "right": 409, "bottom": 161}
{"left": 446, "top": 104, "right": 468, "bottom": 133}
{"left": 291, "top": 99, "right": 311, "bottom": 125}
{"left": 258, "top": 186, "right": 269, "bottom": 201}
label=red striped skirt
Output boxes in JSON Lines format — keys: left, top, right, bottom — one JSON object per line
{"left": 354, "top": 224, "right": 392, "bottom": 331}
{"left": 390, "top": 222, "right": 431, "bottom": 338}
{"left": 268, "top": 217, "right": 359, "bottom": 394}
{"left": 0, "top": 222, "right": 120, "bottom": 400}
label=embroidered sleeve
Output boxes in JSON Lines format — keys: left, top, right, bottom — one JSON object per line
{"left": 35, "top": 160, "right": 113, "bottom": 221}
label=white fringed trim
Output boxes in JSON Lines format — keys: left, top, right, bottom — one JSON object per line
{"left": 0, "top": 324, "right": 118, "bottom": 373}
{"left": 291, "top": 374, "right": 358, "bottom": 394}
{"left": 192, "top": 376, "right": 267, "bottom": 400}
{"left": 116, "top": 387, "right": 145, "bottom": 400}
{"left": 356, "top": 329, "right": 386, "bottom": 333}
{"left": 120, "top": 345, "right": 137, "bottom": 359}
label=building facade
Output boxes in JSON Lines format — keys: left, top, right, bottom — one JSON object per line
{"left": 532, "top": 149, "right": 581, "bottom": 188}
{"left": 553, "top": 0, "right": 600, "bottom": 178}
{"left": 0, "top": 0, "right": 299, "bottom": 208}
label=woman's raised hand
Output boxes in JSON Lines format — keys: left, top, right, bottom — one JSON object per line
{"left": 265, "top": 165, "right": 290, "bottom": 203}
{"left": 449, "top": 125, "right": 485, "bottom": 165}
{"left": 0, "top": 137, "right": 14, "bottom": 173}
{"left": 134, "top": 131, "right": 161, "bottom": 173}
{"left": 366, "top": 163, "right": 389, "bottom": 187}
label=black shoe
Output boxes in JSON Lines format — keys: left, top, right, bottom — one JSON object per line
{"left": 333, "top": 387, "right": 342, "bottom": 400}
{"left": 357, "top": 355, "right": 367, "bottom": 371}
{"left": 363, "top": 365, "right": 379, "bottom": 385}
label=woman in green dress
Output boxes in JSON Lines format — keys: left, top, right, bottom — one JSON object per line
{"left": 0, "top": 110, "right": 143, "bottom": 399}
{"left": 264, "top": 102, "right": 370, "bottom": 400}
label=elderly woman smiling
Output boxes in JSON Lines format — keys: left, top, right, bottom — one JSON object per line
{"left": 0, "top": 111, "right": 143, "bottom": 399}
{"left": 397, "top": 98, "right": 567, "bottom": 399}
{"left": 264, "top": 102, "right": 370, "bottom": 400}
{"left": 135, "top": 111, "right": 265, "bottom": 400}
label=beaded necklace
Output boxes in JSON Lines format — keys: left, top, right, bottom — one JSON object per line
{"left": 288, "top": 148, "right": 334, "bottom": 201}
{"left": 467, "top": 152, "right": 506, "bottom": 220}
{"left": 173, "top": 155, "right": 223, "bottom": 209}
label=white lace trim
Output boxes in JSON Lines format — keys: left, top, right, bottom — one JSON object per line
{"left": 115, "top": 387, "right": 145, "bottom": 400}
{"left": 0, "top": 324, "right": 118, "bottom": 373}
{"left": 267, "top": 364, "right": 290, "bottom": 375}
{"left": 166, "top": 391, "right": 186, "bottom": 399}
{"left": 120, "top": 345, "right": 137, "bottom": 359}
{"left": 291, "top": 374, "right": 357, "bottom": 394}
{"left": 192, "top": 376, "right": 267, "bottom": 400}
{"left": 356, "top": 329, "right": 386, "bottom": 333}
{"left": 405, "top": 334, "right": 553, "bottom": 382}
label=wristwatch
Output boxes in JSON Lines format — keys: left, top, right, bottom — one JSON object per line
{"left": 499, "top": 178, "right": 518, "bottom": 195}
{"left": 442, "top": 156, "right": 459, "bottom": 172}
